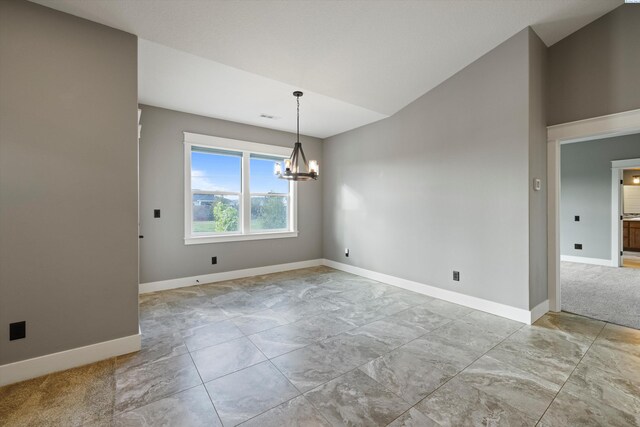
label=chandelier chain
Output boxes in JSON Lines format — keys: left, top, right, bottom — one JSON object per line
{"left": 296, "top": 95, "right": 300, "bottom": 142}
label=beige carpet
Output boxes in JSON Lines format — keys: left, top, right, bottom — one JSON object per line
{"left": 561, "top": 261, "right": 640, "bottom": 329}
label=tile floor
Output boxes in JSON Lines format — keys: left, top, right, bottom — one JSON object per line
{"left": 1, "top": 266, "right": 639, "bottom": 426}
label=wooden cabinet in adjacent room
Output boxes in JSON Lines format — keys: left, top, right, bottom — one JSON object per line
{"left": 623, "top": 220, "right": 640, "bottom": 251}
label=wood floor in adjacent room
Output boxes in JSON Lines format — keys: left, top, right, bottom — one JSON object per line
{"left": 1, "top": 266, "right": 639, "bottom": 426}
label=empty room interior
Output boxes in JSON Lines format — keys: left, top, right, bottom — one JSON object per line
{"left": 0, "top": 1, "right": 639, "bottom": 426}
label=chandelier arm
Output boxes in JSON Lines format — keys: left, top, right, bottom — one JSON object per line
{"left": 291, "top": 145, "right": 299, "bottom": 172}
{"left": 299, "top": 144, "right": 309, "bottom": 167}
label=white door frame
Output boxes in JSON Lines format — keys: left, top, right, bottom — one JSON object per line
{"left": 547, "top": 109, "right": 640, "bottom": 312}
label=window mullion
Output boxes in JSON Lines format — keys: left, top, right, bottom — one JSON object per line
{"left": 242, "top": 152, "right": 251, "bottom": 234}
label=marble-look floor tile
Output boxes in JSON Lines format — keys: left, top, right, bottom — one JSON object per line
{"left": 246, "top": 287, "right": 301, "bottom": 309}
{"left": 486, "top": 326, "right": 588, "bottom": 387}
{"left": 139, "top": 308, "right": 180, "bottom": 338}
{"left": 595, "top": 322, "right": 640, "bottom": 358}
{"left": 139, "top": 286, "right": 203, "bottom": 308}
{"left": 323, "top": 295, "right": 413, "bottom": 327}
{"left": 327, "top": 283, "right": 398, "bottom": 305}
{"left": 562, "top": 363, "right": 640, "bottom": 417}
{"left": 359, "top": 331, "right": 480, "bottom": 405}
{"left": 420, "top": 298, "right": 474, "bottom": 319}
{"left": 388, "top": 305, "right": 452, "bottom": 332}
{"left": 532, "top": 311, "right": 605, "bottom": 344}
{"left": 305, "top": 369, "right": 410, "bottom": 427}
{"left": 322, "top": 303, "right": 387, "bottom": 327}
{"left": 270, "top": 298, "right": 340, "bottom": 322}
{"left": 211, "top": 290, "right": 269, "bottom": 317}
{"left": 538, "top": 386, "right": 640, "bottom": 427}
{"left": 272, "top": 333, "right": 387, "bottom": 392}
{"left": 181, "top": 320, "right": 244, "bottom": 352}
{"left": 191, "top": 337, "right": 266, "bottom": 383}
{"left": 238, "top": 395, "right": 330, "bottom": 427}
{"left": 580, "top": 339, "right": 640, "bottom": 384}
{"left": 455, "top": 355, "right": 559, "bottom": 420}
{"left": 360, "top": 344, "right": 453, "bottom": 405}
{"left": 116, "top": 332, "right": 187, "bottom": 372}
{"left": 172, "top": 307, "right": 229, "bottom": 331}
{"left": 115, "top": 354, "right": 201, "bottom": 414}
{"left": 384, "top": 290, "right": 434, "bottom": 307}
{"left": 345, "top": 317, "right": 428, "bottom": 353}
{"left": 248, "top": 323, "right": 319, "bottom": 359}
{"left": 231, "top": 309, "right": 291, "bottom": 335}
{"left": 305, "top": 276, "right": 352, "bottom": 294}
{"left": 0, "top": 359, "right": 116, "bottom": 427}
{"left": 386, "top": 408, "right": 439, "bottom": 427}
{"left": 416, "top": 376, "right": 539, "bottom": 427}
{"left": 430, "top": 320, "right": 506, "bottom": 356}
{"left": 458, "top": 310, "right": 523, "bottom": 338}
{"left": 199, "top": 281, "right": 244, "bottom": 297}
{"left": 204, "top": 361, "right": 299, "bottom": 427}
{"left": 279, "top": 280, "right": 327, "bottom": 300}
{"left": 167, "top": 294, "right": 215, "bottom": 314}
{"left": 248, "top": 314, "right": 354, "bottom": 358}
{"left": 113, "top": 385, "right": 221, "bottom": 427}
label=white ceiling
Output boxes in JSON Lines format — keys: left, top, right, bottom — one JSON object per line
{"left": 33, "top": 0, "right": 621, "bottom": 138}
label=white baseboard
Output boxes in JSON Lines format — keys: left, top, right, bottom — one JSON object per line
{"left": 139, "top": 259, "right": 324, "bottom": 294}
{"left": 0, "top": 330, "right": 141, "bottom": 387}
{"left": 323, "top": 259, "right": 547, "bottom": 325}
{"left": 530, "top": 300, "right": 549, "bottom": 324}
{"left": 560, "top": 255, "right": 616, "bottom": 267}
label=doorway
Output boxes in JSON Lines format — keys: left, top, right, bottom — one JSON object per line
{"left": 548, "top": 109, "right": 640, "bottom": 329}
{"left": 621, "top": 166, "right": 640, "bottom": 268}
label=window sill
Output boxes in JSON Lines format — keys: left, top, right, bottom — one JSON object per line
{"left": 184, "top": 231, "right": 298, "bottom": 245}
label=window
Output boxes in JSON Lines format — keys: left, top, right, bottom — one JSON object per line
{"left": 184, "top": 132, "right": 297, "bottom": 244}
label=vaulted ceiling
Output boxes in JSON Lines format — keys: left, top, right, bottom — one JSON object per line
{"left": 32, "top": 0, "right": 621, "bottom": 138}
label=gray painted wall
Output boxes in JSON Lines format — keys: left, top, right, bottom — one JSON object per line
{"left": 561, "top": 133, "right": 640, "bottom": 260}
{"left": 138, "top": 106, "right": 323, "bottom": 283}
{"left": 323, "top": 29, "right": 545, "bottom": 310}
{"left": 528, "top": 30, "right": 548, "bottom": 308}
{"left": 0, "top": 0, "right": 139, "bottom": 364}
{"left": 547, "top": 5, "right": 640, "bottom": 125}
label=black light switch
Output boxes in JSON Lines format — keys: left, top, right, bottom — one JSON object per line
{"left": 574, "top": 216, "right": 580, "bottom": 222}
{"left": 10, "top": 321, "right": 26, "bottom": 341}
{"left": 154, "top": 209, "right": 161, "bottom": 218}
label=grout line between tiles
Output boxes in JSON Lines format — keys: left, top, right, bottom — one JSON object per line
{"left": 533, "top": 320, "right": 607, "bottom": 426}
{"left": 186, "top": 350, "right": 225, "bottom": 425}
{"left": 404, "top": 319, "right": 527, "bottom": 419}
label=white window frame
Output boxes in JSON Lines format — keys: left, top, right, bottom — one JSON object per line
{"left": 184, "top": 132, "right": 298, "bottom": 245}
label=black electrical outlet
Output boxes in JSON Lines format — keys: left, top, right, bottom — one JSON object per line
{"left": 453, "top": 271, "right": 460, "bottom": 281}
{"left": 154, "top": 209, "right": 161, "bottom": 218}
{"left": 574, "top": 244, "right": 583, "bottom": 250}
{"left": 10, "top": 321, "right": 26, "bottom": 341}
{"left": 211, "top": 256, "right": 217, "bottom": 265}
{"left": 574, "top": 215, "right": 580, "bottom": 222}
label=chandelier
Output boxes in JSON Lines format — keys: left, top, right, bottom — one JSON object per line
{"left": 274, "top": 91, "right": 319, "bottom": 181}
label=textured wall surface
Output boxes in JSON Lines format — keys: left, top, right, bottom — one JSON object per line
{"left": 0, "top": 0, "right": 139, "bottom": 364}
{"left": 547, "top": 5, "right": 640, "bottom": 125}
{"left": 323, "top": 29, "right": 543, "bottom": 310}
